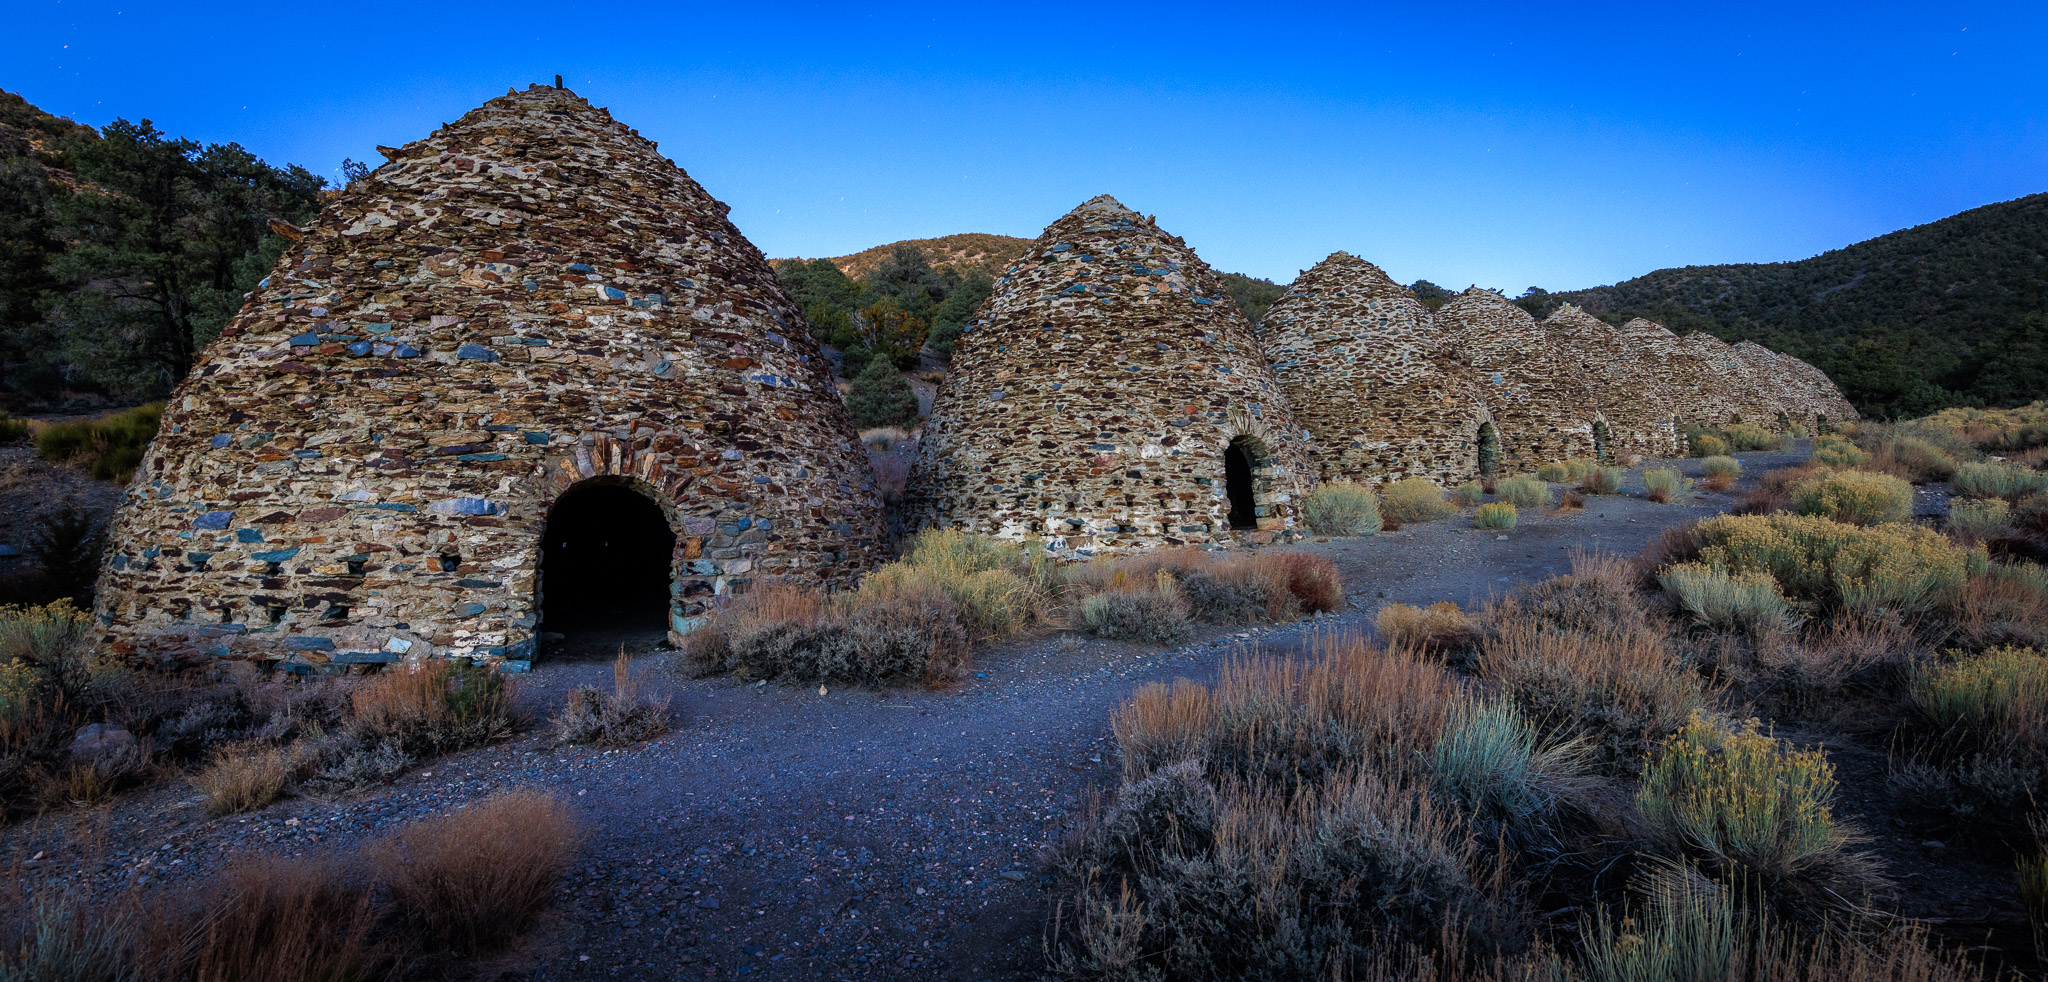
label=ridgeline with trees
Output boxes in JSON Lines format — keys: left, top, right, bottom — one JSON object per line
{"left": 0, "top": 89, "right": 325, "bottom": 407}
{"left": 1512, "top": 192, "right": 2048, "bottom": 419}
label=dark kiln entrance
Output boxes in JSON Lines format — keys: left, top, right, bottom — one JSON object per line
{"left": 1225, "top": 438, "right": 1259, "bottom": 530}
{"left": 540, "top": 481, "right": 677, "bottom": 656}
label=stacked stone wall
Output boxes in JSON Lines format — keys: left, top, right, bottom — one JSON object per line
{"left": 93, "top": 85, "right": 886, "bottom": 666}
{"left": 1434, "top": 288, "right": 1602, "bottom": 470}
{"left": 903, "top": 196, "right": 1314, "bottom": 554}
{"left": 1542, "top": 304, "right": 1681, "bottom": 458}
{"left": 1259, "top": 253, "right": 1494, "bottom": 486}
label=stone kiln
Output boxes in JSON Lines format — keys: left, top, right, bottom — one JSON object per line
{"left": 1542, "top": 304, "right": 1681, "bottom": 458}
{"left": 1434, "top": 287, "right": 1604, "bottom": 470}
{"left": 904, "top": 195, "right": 1314, "bottom": 553}
{"left": 1258, "top": 253, "right": 1496, "bottom": 486}
{"left": 93, "top": 84, "right": 886, "bottom": 666}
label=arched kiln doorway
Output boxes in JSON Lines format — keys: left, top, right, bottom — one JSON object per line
{"left": 1225, "top": 437, "right": 1261, "bottom": 530}
{"left": 540, "top": 479, "right": 677, "bottom": 651}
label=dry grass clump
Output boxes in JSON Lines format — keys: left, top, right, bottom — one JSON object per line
{"left": 1537, "top": 459, "right": 1596, "bottom": 484}
{"left": 682, "top": 579, "right": 971, "bottom": 686}
{"left": 551, "top": 651, "right": 670, "bottom": 747}
{"left": 1475, "top": 502, "right": 1517, "bottom": 529}
{"left": 31, "top": 402, "right": 163, "bottom": 481}
{"left": 1791, "top": 470, "right": 1914, "bottom": 526}
{"left": 1478, "top": 556, "right": 1706, "bottom": 770}
{"left": 1579, "top": 466, "right": 1625, "bottom": 495}
{"left": 1454, "top": 481, "right": 1485, "bottom": 506}
{"left": 1636, "top": 712, "right": 1883, "bottom": 923}
{"left": 1689, "top": 513, "right": 1968, "bottom": 620}
{"left": 1075, "top": 572, "right": 1194, "bottom": 644}
{"left": 1495, "top": 474, "right": 1551, "bottom": 510}
{"left": 1952, "top": 461, "right": 2048, "bottom": 502}
{"left": 1376, "top": 601, "right": 1479, "bottom": 655}
{"left": 1735, "top": 463, "right": 1822, "bottom": 515}
{"left": 1691, "top": 433, "right": 1729, "bottom": 457}
{"left": 3, "top": 790, "right": 582, "bottom": 979}
{"left": 1953, "top": 563, "right": 2048, "bottom": 649}
{"left": 367, "top": 790, "right": 582, "bottom": 953}
{"left": 1052, "top": 637, "right": 1578, "bottom": 979}
{"left": 192, "top": 741, "right": 298, "bottom": 815}
{"left": 1643, "top": 468, "right": 1693, "bottom": 504}
{"left": 864, "top": 527, "right": 1050, "bottom": 638}
{"left": 1073, "top": 549, "right": 1342, "bottom": 629}
{"left": 1301, "top": 480, "right": 1383, "bottom": 536}
{"left": 1382, "top": 476, "right": 1458, "bottom": 525}
{"left": 1700, "top": 455, "right": 1744, "bottom": 491}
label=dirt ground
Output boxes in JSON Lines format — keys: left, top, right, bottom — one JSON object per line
{"left": 4, "top": 443, "right": 2034, "bottom": 980}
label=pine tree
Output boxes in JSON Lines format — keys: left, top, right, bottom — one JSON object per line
{"left": 844, "top": 357, "right": 919, "bottom": 429}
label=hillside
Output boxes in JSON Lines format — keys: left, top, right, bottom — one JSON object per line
{"left": 1521, "top": 193, "right": 2048, "bottom": 417}
{"left": 783, "top": 232, "right": 1034, "bottom": 280}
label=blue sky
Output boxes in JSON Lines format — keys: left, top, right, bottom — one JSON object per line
{"left": 6, "top": 2, "right": 2043, "bottom": 289}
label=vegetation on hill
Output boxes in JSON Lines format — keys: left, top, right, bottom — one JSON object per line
{"left": 1217, "top": 271, "right": 1285, "bottom": 326}
{"left": 1514, "top": 192, "right": 2048, "bottom": 418}
{"left": 0, "top": 89, "right": 326, "bottom": 407}
{"left": 788, "top": 232, "right": 1033, "bottom": 281}
{"left": 775, "top": 243, "right": 995, "bottom": 372}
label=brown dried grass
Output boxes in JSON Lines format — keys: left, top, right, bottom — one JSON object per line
{"left": 1376, "top": 601, "right": 1479, "bottom": 655}
{"left": 191, "top": 741, "right": 295, "bottom": 815}
{"left": 134, "top": 851, "right": 387, "bottom": 982}
{"left": 366, "top": 790, "right": 581, "bottom": 954}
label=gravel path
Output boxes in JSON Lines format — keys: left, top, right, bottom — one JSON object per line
{"left": 1, "top": 447, "right": 1807, "bottom": 981}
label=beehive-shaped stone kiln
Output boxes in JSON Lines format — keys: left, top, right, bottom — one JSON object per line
{"left": 1679, "top": 331, "right": 1783, "bottom": 426}
{"left": 904, "top": 195, "right": 1314, "bottom": 553}
{"left": 1433, "top": 288, "right": 1602, "bottom": 469}
{"left": 1258, "top": 253, "right": 1497, "bottom": 485}
{"left": 1541, "top": 304, "right": 1681, "bottom": 458}
{"left": 94, "top": 84, "right": 886, "bottom": 665}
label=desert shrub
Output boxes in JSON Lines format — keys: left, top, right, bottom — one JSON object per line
{"left": 552, "top": 652, "right": 670, "bottom": 747}
{"left": 1493, "top": 552, "right": 1659, "bottom": 639}
{"left": 1475, "top": 502, "right": 1517, "bottom": 529}
{"left": 686, "top": 579, "right": 972, "bottom": 685}
{"left": 1495, "top": 474, "right": 1551, "bottom": 509}
{"left": 193, "top": 741, "right": 296, "bottom": 815}
{"left": 1643, "top": 468, "right": 1693, "bottom": 504}
{"left": 1810, "top": 434, "right": 1871, "bottom": 468}
{"left": 1454, "top": 481, "right": 1485, "bottom": 506}
{"left": 1576, "top": 870, "right": 1984, "bottom": 982}
{"left": 1660, "top": 563, "right": 1799, "bottom": 636}
{"left": 868, "top": 528, "right": 1041, "bottom": 638}
{"left": 346, "top": 659, "right": 513, "bottom": 758}
{"left": 367, "top": 790, "right": 581, "bottom": 953}
{"left": 2019, "top": 493, "right": 2048, "bottom": 534}
{"left": 1952, "top": 563, "right": 2048, "bottom": 649}
{"left": 1301, "top": 480, "right": 1382, "bottom": 536}
{"left": 1691, "top": 513, "right": 1968, "bottom": 619}
{"left": 1910, "top": 646, "right": 2048, "bottom": 738}
{"left": 0, "top": 601, "right": 95, "bottom": 700}
{"left": 1700, "top": 455, "right": 1744, "bottom": 490}
{"left": 1057, "top": 639, "right": 1552, "bottom": 979}
{"left": 32, "top": 403, "right": 163, "bottom": 482}
{"left": 1428, "top": 697, "right": 1586, "bottom": 847}
{"left": 1265, "top": 551, "right": 1342, "bottom": 614}
{"left": 1952, "top": 461, "right": 2048, "bottom": 502}
{"left": 1381, "top": 476, "right": 1456, "bottom": 524}
{"left": 1076, "top": 579, "right": 1193, "bottom": 644}
{"left": 1479, "top": 621, "right": 1706, "bottom": 772}
{"left": 1376, "top": 601, "right": 1478, "bottom": 655}
{"left": 0, "top": 413, "right": 26, "bottom": 444}
{"left": 1637, "top": 712, "right": 1882, "bottom": 922}
{"left": 1579, "top": 466, "right": 1625, "bottom": 495}
{"left": 1722, "top": 423, "right": 1787, "bottom": 452}
{"left": 1691, "top": 433, "right": 1729, "bottom": 457}
{"left": 1946, "top": 498, "right": 2010, "bottom": 541}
